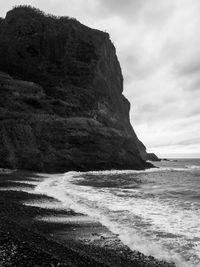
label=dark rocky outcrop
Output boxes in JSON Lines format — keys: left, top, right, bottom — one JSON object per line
{"left": 0, "top": 6, "right": 153, "bottom": 172}
{"left": 146, "top": 153, "right": 161, "bottom": 162}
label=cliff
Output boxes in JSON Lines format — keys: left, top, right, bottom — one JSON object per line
{"left": 0, "top": 6, "right": 152, "bottom": 172}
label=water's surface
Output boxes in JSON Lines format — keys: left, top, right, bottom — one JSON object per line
{"left": 35, "top": 159, "right": 200, "bottom": 267}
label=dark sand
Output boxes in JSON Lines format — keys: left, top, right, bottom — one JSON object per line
{"left": 0, "top": 170, "right": 175, "bottom": 267}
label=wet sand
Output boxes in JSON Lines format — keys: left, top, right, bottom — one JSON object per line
{"left": 0, "top": 170, "right": 175, "bottom": 267}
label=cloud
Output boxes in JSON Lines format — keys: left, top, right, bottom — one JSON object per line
{"left": 174, "top": 54, "right": 200, "bottom": 91}
{"left": 177, "top": 57, "right": 200, "bottom": 76}
{"left": 98, "top": 0, "right": 175, "bottom": 27}
{"left": 177, "top": 138, "right": 200, "bottom": 146}
{"left": 97, "top": 0, "right": 145, "bottom": 19}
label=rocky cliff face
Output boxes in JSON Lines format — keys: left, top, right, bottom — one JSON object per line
{"left": 0, "top": 6, "right": 152, "bottom": 172}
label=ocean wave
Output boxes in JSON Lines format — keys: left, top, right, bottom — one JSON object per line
{"left": 35, "top": 171, "right": 197, "bottom": 267}
{"left": 186, "top": 165, "right": 200, "bottom": 170}
{"left": 63, "top": 166, "right": 199, "bottom": 177}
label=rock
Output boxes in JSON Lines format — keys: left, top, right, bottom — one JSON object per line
{"left": 0, "top": 6, "right": 153, "bottom": 172}
{"left": 146, "top": 153, "right": 161, "bottom": 162}
{"left": 162, "top": 158, "right": 170, "bottom": 161}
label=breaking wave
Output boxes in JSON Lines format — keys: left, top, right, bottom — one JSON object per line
{"left": 35, "top": 161, "right": 200, "bottom": 267}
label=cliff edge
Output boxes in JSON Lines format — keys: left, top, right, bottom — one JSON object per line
{"left": 0, "top": 6, "right": 152, "bottom": 172}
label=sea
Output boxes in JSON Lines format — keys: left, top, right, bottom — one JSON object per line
{"left": 35, "top": 159, "right": 200, "bottom": 267}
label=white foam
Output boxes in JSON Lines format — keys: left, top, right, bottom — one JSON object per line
{"left": 23, "top": 199, "right": 65, "bottom": 210}
{"left": 10, "top": 180, "right": 40, "bottom": 186}
{"left": 69, "top": 167, "right": 188, "bottom": 176}
{"left": 34, "top": 171, "right": 199, "bottom": 267}
{"left": 36, "top": 215, "right": 96, "bottom": 224}
{"left": 186, "top": 165, "right": 200, "bottom": 170}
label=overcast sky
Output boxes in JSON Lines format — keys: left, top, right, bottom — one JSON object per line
{"left": 1, "top": 0, "right": 200, "bottom": 157}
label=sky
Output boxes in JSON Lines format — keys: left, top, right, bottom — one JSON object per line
{"left": 1, "top": 0, "right": 200, "bottom": 158}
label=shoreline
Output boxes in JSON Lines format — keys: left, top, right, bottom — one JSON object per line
{"left": 0, "top": 170, "right": 175, "bottom": 267}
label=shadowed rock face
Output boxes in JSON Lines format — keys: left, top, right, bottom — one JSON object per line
{"left": 0, "top": 6, "right": 152, "bottom": 172}
{"left": 146, "top": 153, "right": 161, "bottom": 162}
